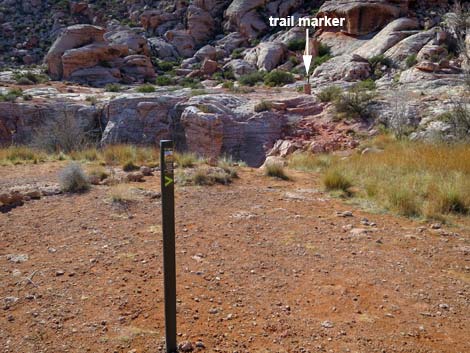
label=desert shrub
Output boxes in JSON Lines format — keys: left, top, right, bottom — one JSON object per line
{"left": 0, "top": 88, "right": 23, "bottom": 102}
{"left": 217, "top": 156, "right": 239, "bottom": 178}
{"left": 14, "top": 71, "right": 48, "bottom": 84}
{"left": 264, "top": 70, "right": 295, "bottom": 87}
{"left": 264, "top": 162, "right": 289, "bottom": 180}
{"left": 318, "top": 43, "right": 331, "bottom": 57}
{"left": 317, "top": 86, "right": 342, "bottom": 102}
{"left": 122, "top": 159, "right": 139, "bottom": 172}
{"left": 354, "top": 78, "right": 376, "bottom": 91}
{"left": 85, "top": 96, "right": 98, "bottom": 105}
{"left": 156, "top": 60, "right": 175, "bottom": 72}
{"left": 59, "top": 163, "right": 90, "bottom": 193}
{"left": 180, "top": 77, "right": 202, "bottom": 89}
{"left": 156, "top": 75, "right": 174, "bottom": 86}
{"left": 231, "top": 48, "right": 244, "bottom": 59}
{"left": 323, "top": 169, "right": 352, "bottom": 192}
{"left": 186, "top": 167, "right": 234, "bottom": 186}
{"left": 87, "top": 164, "right": 108, "bottom": 181}
{"left": 313, "top": 54, "right": 332, "bottom": 70}
{"left": 136, "top": 84, "right": 156, "bottom": 93}
{"left": 368, "top": 54, "right": 392, "bottom": 69}
{"left": 438, "top": 100, "right": 470, "bottom": 141}
{"left": 239, "top": 71, "right": 265, "bottom": 86}
{"left": 254, "top": 100, "right": 273, "bottom": 112}
{"left": 334, "top": 85, "right": 375, "bottom": 121}
{"left": 287, "top": 39, "right": 306, "bottom": 51}
{"left": 31, "top": 107, "right": 97, "bottom": 153}
{"left": 105, "top": 84, "right": 121, "bottom": 92}
{"left": 190, "top": 89, "right": 208, "bottom": 96}
{"left": 102, "top": 145, "right": 136, "bottom": 165}
{"left": 222, "top": 81, "right": 235, "bottom": 90}
{"left": 385, "top": 186, "right": 420, "bottom": 217}
{"left": 406, "top": 54, "right": 418, "bottom": 68}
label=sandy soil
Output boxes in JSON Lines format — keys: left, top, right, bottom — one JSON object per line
{"left": 1, "top": 165, "right": 469, "bottom": 353}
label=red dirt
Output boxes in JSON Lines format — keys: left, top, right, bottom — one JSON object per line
{"left": 1, "top": 165, "right": 469, "bottom": 353}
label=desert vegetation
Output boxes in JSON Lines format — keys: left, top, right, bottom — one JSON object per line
{"left": 290, "top": 138, "right": 470, "bottom": 220}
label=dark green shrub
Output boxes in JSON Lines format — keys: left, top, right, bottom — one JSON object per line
{"left": 317, "top": 86, "right": 343, "bottom": 102}
{"left": 406, "top": 54, "right": 418, "bottom": 68}
{"left": 239, "top": 71, "right": 265, "bottom": 86}
{"left": 264, "top": 70, "right": 295, "bottom": 87}
{"left": 105, "top": 84, "right": 121, "bottom": 92}
{"left": 136, "top": 84, "right": 156, "bottom": 93}
{"left": 155, "top": 75, "right": 174, "bottom": 86}
{"left": 287, "top": 39, "right": 306, "bottom": 51}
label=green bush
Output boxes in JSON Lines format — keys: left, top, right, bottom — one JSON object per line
{"left": 156, "top": 60, "right": 175, "bottom": 72}
{"left": 180, "top": 77, "right": 202, "bottom": 89}
{"left": 155, "top": 75, "right": 174, "bottom": 86}
{"left": 368, "top": 54, "right": 392, "bottom": 69}
{"left": 318, "top": 43, "right": 331, "bottom": 57}
{"left": 239, "top": 71, "right": 265, "bottom": 86}
{"left": 105, "top": 84, "right": 121, "bottom": 92}
{"left": 334, "top": 86, "right": 375, "bottom": 121}
{"left": 14, "top": 71, "right": 49, "bottom": 84}
{"left": 136, "top": 84, "right": 156, "bottom": 93}
{"left": 405, "top": 54, "right": 418, "bottom": 68}
{"left": 353, "top": 78, "right": 376, "bottom": 91}
{"left": 231, "top": 48, "right": 244, "bottom": 59}
{"left": 122, "top": 159, "right": 139, "bottom": 172}
{"left": 317, "top": 86, "right": 342, "bottom": 102}
{"left": 287, "top": 39, "right": 306, "bottom": 51}
{"left": 264, "top": 70, "right": 295, "bottom": 87}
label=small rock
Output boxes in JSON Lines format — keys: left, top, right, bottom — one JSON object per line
{"left": 430, "top": 223, "right": 442, "bottom": 230}
{"left": 337, "top": 211, "right": 353, "bottom": 218}
{"left": 56, "top": 270, "right": 65, "bottom": 276}
{"left": 179, "top": 341, "right": 194, "bottom": 352}
{"left": 140, "top": 166, "right": 153, "bottom": 176}
{"left": 126, "top": 172, "right": 145, "bottom": 183}
{"left": 195, "top": 341, "right": 205, "bottom": 348}
{"left": 6, "top": 254, "right": 29, "bottom": 263}
{"left": 438, "top": 303, "right": 449, "bottom": 310}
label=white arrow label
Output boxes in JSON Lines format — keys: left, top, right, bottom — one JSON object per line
{"left": 303, "top": 28, "right": 312, "bottom": 76}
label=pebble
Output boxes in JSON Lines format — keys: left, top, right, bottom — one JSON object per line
{"left": 56, "top": 270, "right": 65, "bottom": 276}
{"left": 6, "top": 254, "right": 28, "bottom": 263}
{"left": 321, "top": 321, "right": 334, "bottom": 328}
{"left": 179, "top": 341, "right": 194, "bottom": 352}
{"left": 337, "top": 211, "right": 353, "bottom": 218}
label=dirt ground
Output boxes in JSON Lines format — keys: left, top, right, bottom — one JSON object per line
{"left": 1, "top": 164, "right": 469, "bottom": 353}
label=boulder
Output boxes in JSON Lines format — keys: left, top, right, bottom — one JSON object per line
{"left": 215, "top": 32, "right": 249, "bottom": 53}
{"left": 385, "top": 28, "right": 436, "bottom": 67}
{"left": 165, "top": 30, "right": 196, "bottom": 58}
{"left": 317, "top": 0, "right": 407, "bottom": 36}
{"left": 148, "top": 37, "right": 179, "bottom": 60}
{"left": 223, "top": 59, "right": 256, "bottom": 78}
{"left": 120, "top": 55, "right": 156, "bottom": 83}
{"left": 224, "top": 0, "right": 268, "bottom": 38}
{"left": 318, "top": 31, "right": 367, "bottom": 56}
{"left": 312, "top": 54, "right": 371, "bottom": 83}
{"left": 354, "top": 17, "right": 419, "bottom": 59}
{"left": 61, "top": 43, "right": 128, "bottom": 79}
{"left": 69, "top": 66, "right": 121, "bottom": 86}
{"left": 181, "top": 106, "right": 224, "bottom": 158}
{"left": 101, "top": 93, "right": 188, "bottom": 145}
{"left": 245, "top": 42, "right": 287, "bottom": 71}
{"left": 268, "top": 139, "right": 297, "bottom": 158}
{"left": 417, "top": 44, "right": 448, "bottom": 63}
{"left": 194, "top": 45, "right": 217, "bottom": 61}
{"left": 45, "top": 24, "right": 106, "bottom": 80}
{"left": 201, "top": 59, "right": 218, "bottom": 75}
{"left": 187, "top": 5, "right": 215, "bottom": 44}
{"left": 141, "top": 10, "right": 178, "bottom": 34}
{"left": 105, "top": 29, "right": 150, "bottom": 56}
{"left": 266, "top": 0, "right": 303, "bottom": 18}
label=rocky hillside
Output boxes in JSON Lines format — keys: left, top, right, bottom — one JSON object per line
{"left": 0, "top": 0, "right": 469, "bottom": 166}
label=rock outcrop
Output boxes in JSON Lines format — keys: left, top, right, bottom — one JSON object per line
{"left": 45, "top": 25, "right": 155, "bottom": 86}
{"left": 245, "top": 42, "right": 287, "bottom": 71}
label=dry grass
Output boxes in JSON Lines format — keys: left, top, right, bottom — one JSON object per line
{"left": 289, "top": 153, "right": 333, "bottom": 172}
{"left": 108, "top": 184, "right": 139, "bottom": 204}
{"left": 264, "top": 163, "right": 289, "bottom": 180}
{"left": 59, "top": 163, "right": 90, "bottom": 193}
{"left": 312, "top": 139, "right": 470, "bottom": 219}
{"left": 174, "top": 152, "right": 204, "bottom": 168}
{"left": 0, "top": 146, "right": 46, "bottom": 165}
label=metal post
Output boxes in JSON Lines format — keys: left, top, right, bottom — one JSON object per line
{"left": 160, "top": 140, "right": 177, "bottom": 353}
